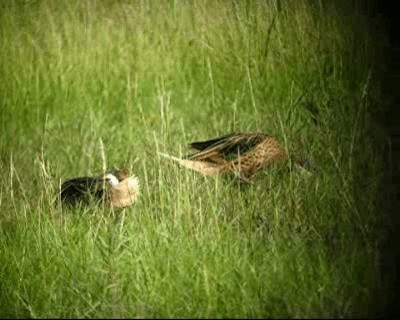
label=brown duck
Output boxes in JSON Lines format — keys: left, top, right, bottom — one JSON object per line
{"left": 60, "top": 169, "right": 140, "bottom": 207}
{"left": 159, "top": 132, "right": 315, "bottom": 181}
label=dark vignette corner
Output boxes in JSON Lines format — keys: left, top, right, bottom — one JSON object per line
{"left": 368, "top": 1, "right": 400, "bottom": 317}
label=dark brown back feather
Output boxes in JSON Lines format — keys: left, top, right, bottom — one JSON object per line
{"left": 60, "top": 177, "right": 106, "bottom": 206}
{"left": 189, "top": 133, "right": 238, "bottom": 151}
{"left": 186, "top": 132, "right": 267, "bottom": 161}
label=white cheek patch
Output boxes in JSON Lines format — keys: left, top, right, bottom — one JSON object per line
{"left": 104, "top": 173, "right": 120, "bottom": 186}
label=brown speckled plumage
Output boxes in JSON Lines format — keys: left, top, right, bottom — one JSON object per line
{"left": 160, "top": 132, "right": 296, "bottom": 181}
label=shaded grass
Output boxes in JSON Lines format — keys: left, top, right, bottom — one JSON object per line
{"left": 0, "top": 0, "right": 388, "bottom": 317}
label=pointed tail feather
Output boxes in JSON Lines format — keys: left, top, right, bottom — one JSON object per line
{"left": 158, "top": 152, "right": 199, "bottom": 168}
{"left": 158, "top": 152, "right": 223, "bottom": 175}
{"left": 158, "top": 152, "right": 179, "bottom": 160}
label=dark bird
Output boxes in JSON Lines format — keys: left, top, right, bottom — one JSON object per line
{"left": 159, "top": 132, "right": 315, "bottom": 181}
{"left": 60, "top": 169, "right": 140, "bottom": 207}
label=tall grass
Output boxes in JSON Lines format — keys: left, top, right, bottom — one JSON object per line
{"left": 0, "top": 0, "right": 387, "bottom": 317}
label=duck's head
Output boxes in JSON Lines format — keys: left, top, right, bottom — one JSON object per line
{"left": 107, "top": 172, "right": 140, "bottom": 208}
{"left": 103, "top": 173, "right": 120, "bottom": 186}
{"left": 103, "top": 170, "right": 131, "bottom": 186}
{"left": 294, "top": 157, "right": 318, "bottom": 173}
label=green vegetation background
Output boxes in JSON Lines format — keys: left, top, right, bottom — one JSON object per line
{"left": 0, "top": 0, "right": 388, "bottom": 317}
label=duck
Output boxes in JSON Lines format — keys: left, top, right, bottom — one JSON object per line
{"left": 159, "top": 132, "right": 315, "bottom": 181}
{"left": 60, "top": 169, "right": 140, "bottom": 207}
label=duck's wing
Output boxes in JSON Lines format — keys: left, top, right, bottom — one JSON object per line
{"left": 188, "top": 133, "right": 238, "bottom": 151}
{"left": 61, "top": 177, "right": 100, "bottom": 192}
{"left": 60, "top": 176, "right": 105, "bottom": 205}
{"left": 187, "top": 133, "right": 266, "bottom": 161}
